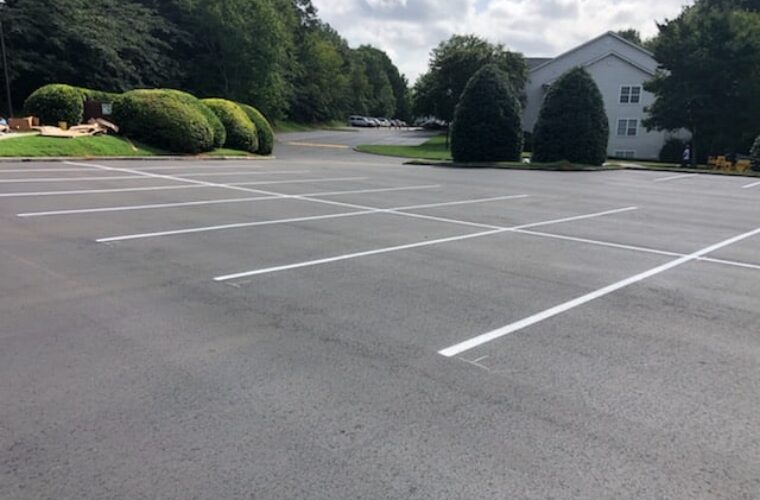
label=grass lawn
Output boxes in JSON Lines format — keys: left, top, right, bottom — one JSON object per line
{"left": 0, "top": 134, "right": 256, "bottom": 158}
{"left": 356, "top": 134, "right": 452, "bottom": 160}
{"left": 357, "top": 135, "right": 538, "bottom": 162}
{"left": 274, "top": 120, "right": 353, "bottom": 133}
{"left": 0, "top": 135, "right": 159, "bottom": 157}
{"left": 205, "top": 148, "right": 256, "bottom": 157}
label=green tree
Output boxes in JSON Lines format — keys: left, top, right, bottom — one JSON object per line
{"left": 450, "top": 65, "right": 523, "bottom": 163}
{"left": 4, "top": 0, "right": 182, "bottom": 114}
{"left": 412, "top": 35, "right": 527, "bottom": 123}
{"left": 179, "top": 0, "right": 294, "bottom": 120}
{"left": 616, "top": 29, "right": 644, "bottom": 45}
{"left": 290, "top": 25, "right": 350, "bottom": 122}
{"left": 644, "top": 1, "right": 760, "bottom": 162}
{"left": 532, "top": 67, "right": 609, "bottom": 166}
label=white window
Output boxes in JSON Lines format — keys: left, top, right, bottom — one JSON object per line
{"left": 614, "top": 150, "right": 636, "bottom": 159}
{"left": 616, "top": 119, "right": 638, "bottom": 137}
{"left": 620, "top": 85, "right": 642, "bottom": 104}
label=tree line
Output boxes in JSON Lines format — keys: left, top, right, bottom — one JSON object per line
{"left": 1, "top": 0, "right": 410, "bottom": 123}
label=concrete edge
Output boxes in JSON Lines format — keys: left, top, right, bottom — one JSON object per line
{"left": 0, "top": 155, "right": 276, "bottom": 163}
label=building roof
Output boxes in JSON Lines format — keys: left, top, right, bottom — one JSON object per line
{"left": 528, "top": 31, "right": 656, "bottom": 74}
{"left": 525, "top": 57, "right": 552, "bottom": 70}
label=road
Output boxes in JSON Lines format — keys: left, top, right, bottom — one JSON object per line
{"left": 1, "top": 130, "right": 759, "bottom": 499}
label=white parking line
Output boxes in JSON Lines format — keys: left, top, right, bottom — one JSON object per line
{"left": 516, "top": 229, "right": 760, "bottom": 272}
{"left": 0, "top": 184, "right": 207, "bottom": 197}
{"left": 213, "top": 207, "right": 636, "bottom": 281}
{"left": 96, "top": 194, "right": 530, "bottom": 242}
{"left": 17, "top": 185, "right": 442, "bottom": 217}
{"left": 0, "top": 168, "right": 101, "bottom": 173}
{"left": 0, "top": 175, "right": 156, "bottom": 183}
{"left": 164, "top": 170, "right": 311, "bottom": 178}
{"left": 438, "top": 225, "right": 760, "bottom": 358}
{"left": 742, "top": 180, "right": 760, "bottom": 189}
{"left": 653, "top": 173, "right": 698, "bottom": 183}
{"left": 0, "top": 176, "right": 367, "bottom": 198}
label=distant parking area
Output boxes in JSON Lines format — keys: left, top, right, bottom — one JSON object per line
{"left": 2, "top": 136, "right": 759, "bottom": 498}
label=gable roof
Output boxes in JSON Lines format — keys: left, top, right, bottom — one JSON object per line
{"left": 529, "top": 31, "right": 655, "bottom": 74}
{"left": 526, "top": 57, "right": 552, "bottom": 70}
{"left": 582, "top": 50, "right": 657, "bottom": 76}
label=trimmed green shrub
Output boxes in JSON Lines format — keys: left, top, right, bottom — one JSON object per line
{"left": 751, "top": 135, "right": 760, "bottom": 172}
{"left": 113, "top": 89, "right": 215, "bottom": 154}
{"left": 659, "top": 138, "right": 687, "bottom": 163}
{"left": 237, "top": 102, "right": 274, "bottom": 155}
{"left": 450, "top": 64, "right": 523, "bottom": 163}
{"left": 532, "top": 67, "right": 609, "bottom": 166}
{"left": 78, "top": 88, "right": 120, "bottom": 103}
{"left": 160, "top": 90, "right": 226, "bottom": 148}
{"left": 24, "top": 84, "right": 84, "bottom": 125}
{"left": 202, "top": 98, "right": 258, "bottom": 153}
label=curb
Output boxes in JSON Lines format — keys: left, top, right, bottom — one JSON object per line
{"left": 0, "top": 155, "right": 276, "bottom": 163}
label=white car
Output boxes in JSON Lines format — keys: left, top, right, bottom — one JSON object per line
{"left": 348, "top": 115, "right": 373, "bottom": 127}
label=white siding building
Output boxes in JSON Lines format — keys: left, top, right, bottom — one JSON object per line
{"left": 523, "top": 32, "right": 677, "bottom": 160}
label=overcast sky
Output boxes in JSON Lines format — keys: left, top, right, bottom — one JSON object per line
{"left": 312, "top": 0, "right": 694, "bottom": 84}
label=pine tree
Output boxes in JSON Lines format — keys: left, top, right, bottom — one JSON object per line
{"left": 450, "top": 65, "right": 523, "bottom": 163}
{"left": 532, "top": 67, "right": 609, "bottom": 166}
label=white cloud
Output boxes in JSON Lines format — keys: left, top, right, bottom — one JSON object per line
{"left": 312, "top": 0, "right": 694, "bottom": 83}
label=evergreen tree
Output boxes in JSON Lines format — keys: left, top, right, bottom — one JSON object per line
{"left": 450, "top": 65, "right": 523, "bottom": 163}
{"left": 532, "top": 67, "right": 609, "bottom": 166}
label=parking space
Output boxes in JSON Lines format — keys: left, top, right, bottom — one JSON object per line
{"left": 1, "top": 143, "right": 759, "bottom": 499}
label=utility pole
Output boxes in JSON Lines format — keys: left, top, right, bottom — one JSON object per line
{"left": 0, "top": 0, "right": 12, "bottom": 118}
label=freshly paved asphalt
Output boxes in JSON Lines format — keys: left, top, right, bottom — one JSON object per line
{"left": 1, "top": 129, "right": 759, "bottom": 499}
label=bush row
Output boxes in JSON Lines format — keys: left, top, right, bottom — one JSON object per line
{"left": 450, "top": 66, "right": 608, "bottom": 166}
{"left": 22, "top": 84, "right": 274, "bottom": 155}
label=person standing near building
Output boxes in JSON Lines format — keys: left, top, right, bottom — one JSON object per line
{"left": 682, "top": 144, "right": 691, "bottom": 167}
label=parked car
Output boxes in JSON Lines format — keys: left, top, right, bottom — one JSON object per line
{"left": 348, "top": 115, "right": 373, "bottom": 127}
{"left": 374, "top": 117, "right": 391, "bottom": 127}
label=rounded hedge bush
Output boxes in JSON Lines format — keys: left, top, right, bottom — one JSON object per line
{"left": 113, "top": 89, "right": 215, "bottom": 154}
{"left": 751, "top": 135, "right": 760, "bottom": 172}
{"left": 202, "top": 98, "right": 258, "bottom": 153}
{"left": 450, "top": 65, "right": 523, "bottom": 163}
{"left": 24, "top": 84, "right": 84, "bottom": 126}
{"left": 532, "top": 67, "right": 609, "bottom": 166}
{"left": 237, "top": 102, "right": 274, "bottom": 155}
{"left": 157, "top": 90, "right": 226, "bottom": 148}
{"left": 78, "top": 87, "right": 120, "bottom": 103}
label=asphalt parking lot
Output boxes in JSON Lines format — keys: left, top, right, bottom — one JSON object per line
{"left": 1, "top": 131, "right": 759, "bottom": 499}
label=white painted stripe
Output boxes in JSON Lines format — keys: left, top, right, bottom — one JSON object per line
{"left": 214, "top": 229, "right": 506, "bottom": 281}
{"left": 0, "top": 176, "right": 367, "bottom": 198}
{"left": 232, "top": 177, "right": 366, "bottom": 186}
{"left": 438, "top": 225, "right": 760, "bottom": 357}
{"left": 653, "top": 173, "right": 698, "bottom": 183}
{"left": 0, "top": 184, "right": 205, "bottom": 197}
{"left": 515, "top": 229, "right": 683, "bottom": 258}
{"left": 0, "top": 168, "right": 99, "bottom": 173}
{"left": 132, "top": 165, "right": 273, "bottom": 171}
{"left": 18, "top": 196, "right": 281, "bottom": 217}
{"left": 517, "top": 229, "right": 760, "bottom": 273}
{"left": 742, "top": 180, "right": 760, "bottom": 189}
{"left": 0, "top": 175, "right": 152, "bottom": 183}
{"left": 167, "top": 170, "right": 310, "bottom": 178}
{"left": 213, "top": 207, "right": 636, "bottom": 281}
{"left": 95, "top": 194, "right": 530, "bottom": 242}
{"left": 698, "top": 256, "right": 760, "bottom": 271}
{"left": 394, "top": 195, "right": 530, "bottom": 211}
{"left": 17, "top": 185, "right": 441, "bottom": 217}
{"left": 98, "top": 210, "right": 373, "bottom": 242}
{"left": 300, "top": 185, "right": 441, "bottom": 198}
